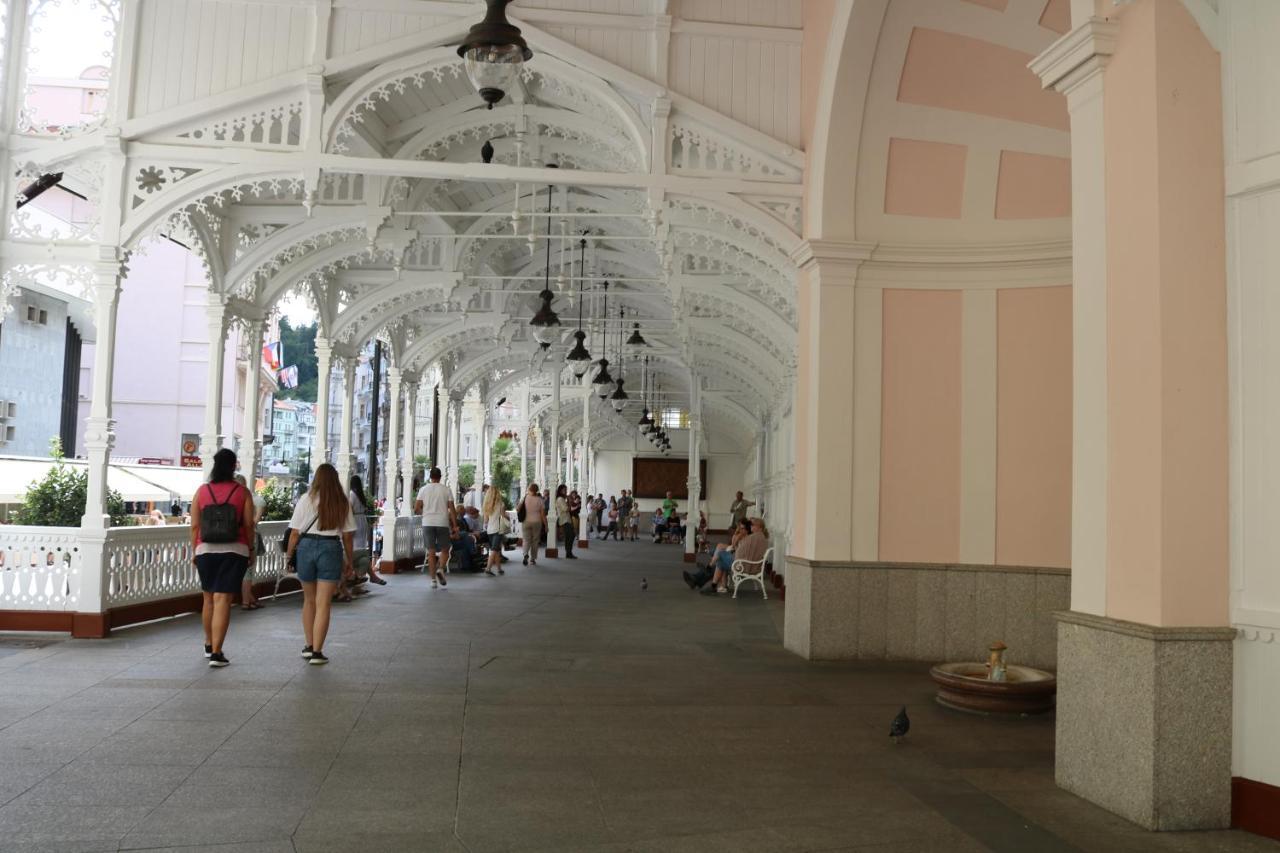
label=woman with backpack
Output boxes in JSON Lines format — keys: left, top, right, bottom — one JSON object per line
{"left": 284, "top": 463, "right": 357, "bottom": 665}
{"left": 189, "top": 448, "right": 257, "bottom": 668}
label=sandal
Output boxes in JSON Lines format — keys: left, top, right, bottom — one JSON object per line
{"left": 367, "top": 574, "right": 387, "bottom": 586}
{"left": 240, "top": 602, "right": 261, "bottom": 611}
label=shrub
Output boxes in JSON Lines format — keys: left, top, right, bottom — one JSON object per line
{"left": 14, "top": 439, "right": 129, "bottom": 527}
{"left": 259, "top": 479, "right": 295, "bottom": 521}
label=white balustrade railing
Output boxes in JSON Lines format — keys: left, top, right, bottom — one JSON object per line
{"left": 100, "top": 520, "right": 293, "bottom": 608}
{"left": 0, "top": 525, "right": 86, "bottom": 612}
{"left": 392, "top": 515, "right": 424, "bottom": 561}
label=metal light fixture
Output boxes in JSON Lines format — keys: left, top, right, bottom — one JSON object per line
{"left": 456, "top": 0, "right": 532, "bottom": 110}
{"left": 565, "top": 234, "right": 592, "bottom": 378}
{"left": 592, "top": 282, "right": 613, "bottom": 392}
{"left": 529, "top": 171, "right": 560, "bottom": 345}
{"left": 610, "top": 377, "right": 629, "bottom": 412}
{"left": 626, "top": 322, "right": 647, "bottom": 347}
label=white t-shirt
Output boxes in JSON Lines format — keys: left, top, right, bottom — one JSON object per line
{"left": 417, "top": 481, "right": 453, "bottom": 527}
{"left": 485, "top": 507, "right": 505, "bottom": 535}
{"left": 288, "top": 493, "right": 357, "bottom": 538}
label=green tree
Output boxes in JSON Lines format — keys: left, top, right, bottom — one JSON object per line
{"left": 490, "top": 437, "right": 518, "bottom": 503}
{"left": 14, "top": 439, "right": 129, "bottom": 527}
{"left": 276, "top": 318, "right": 318, "bottom": 403}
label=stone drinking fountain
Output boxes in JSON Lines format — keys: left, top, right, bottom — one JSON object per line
{"left": 929, "top": 642, "right": 1056, "bottom": 715}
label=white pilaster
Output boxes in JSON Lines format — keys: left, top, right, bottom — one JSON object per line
{"left": 200, "top": 300, "right": 229, "bottom": 475}
{"left": 336, "top": 356, "right": 356, "bottom": 488}
{"left": 401, "top": 380, "right": 417, "bottom": 514}
{"left": 81, "top": 259, "right": 124, "bottom": 531}
{"left": 240, "top": 318, "right": 267, "bottom": 482}
{"left": 1031, "top": 18, "right": 1117, "bottom": 615}
{"left": 547, "top": 376, "right": 561, "bottom": 553}
{"left": 959, "top": 290, "right": 998, "bottom": 564}
{"left": 314, "top": 337, "right": 333, "bottom": 466}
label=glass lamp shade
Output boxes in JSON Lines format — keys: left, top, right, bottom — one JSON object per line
{"left": 457, "top": 0, "right": 532, "bottom": 109}
{"left": 592, "top": 358, "right": 613, "bottom": 388}
{"left": 565, "top": 330, "right": 591, "bottom": 374}
{"left": 529, "top": 290, "right": 560, "bottom": 343}
{"left": 596, "top": 381, "right": 612, "bottom": 400}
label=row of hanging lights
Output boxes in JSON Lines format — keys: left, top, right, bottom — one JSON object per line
{"left": 457, "top": 1, "right": 665, "bottom": 454}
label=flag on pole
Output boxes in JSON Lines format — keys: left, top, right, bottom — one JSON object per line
{"left": 278, "top": 365, "right": 298, "bottom": 389}
{"left": 262, "top": 341, "right": 283, "bottom": 371}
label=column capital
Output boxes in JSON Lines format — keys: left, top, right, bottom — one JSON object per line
{"left": 1029, "top": 17, "right": 1118, "bottom": 97}
{"left": 790, "top": 239, "right": 875, "bottom": 274}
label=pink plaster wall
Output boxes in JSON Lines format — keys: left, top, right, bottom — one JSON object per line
{"left": 879, "top": 289, "right": 963, "bottom": 563}
{"left": 995, "top": 150, "right": 1071, "bottom": 219}
{"left": 1038, "top": 0, "right": 1071, "bottom": 34}
{"left": 885, "top": 137, "right": 968, "bottom": 218}
{"left": 1103, "top": 0, "right": 1228, "bottom": 627}
{"left": 897, "top": 27, "right": 1069, "bottom": 131}
{"left": 996, "top": 286, "right": 1072, "bottom": 568}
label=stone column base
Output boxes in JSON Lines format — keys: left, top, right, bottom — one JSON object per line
{"left": 1055, "top": 611, "right": 1234, "bottom": 831}
{"left": 545, "top": 547, "right": 558, "bottom": 558}
{"left": 578, "top": 539, "right": 588, "bottom": 548}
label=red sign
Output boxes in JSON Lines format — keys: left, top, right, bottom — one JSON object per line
{"left": 137, "top": 457, "right": 173, "bottom": 466}
{"left": 180, "top": 434, "right": 201, "bottom": 468}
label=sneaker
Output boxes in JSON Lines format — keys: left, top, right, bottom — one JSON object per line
{"left": 566, "top": 554, "right": 578, "bottom": 560}
{"left": 204, "top": 644, "right": 213, "bottom": 659}
{"left": 497, "top": 567, "right": 505, "bottom": 575}
{"left": 437, "top": 573, "right": 447, "bottom": 587}
{"left": 431, "top": 579, "right": 438, "bottom": 589}
{"left": 301, "top": 646, "right": 314, "bottom": 660}
{"left": 716, "top": 586, "right": 729, "bottom": 595}
{"left": 309, "top": 652, "right": 329, "bottom": 665}
{"left": 484, "top": 569, "right": 496, "bottom": 576}
{"left": 523, "top": 554, "right": 529, "bottom": 566}
{"left": 208, "top": 652, "right": 229, "bottom": 668}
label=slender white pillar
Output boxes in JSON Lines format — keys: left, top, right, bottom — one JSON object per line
{"left": 546, "top": 376, "right": 561, "bottom": 556}
{"left": 449, "top": 398, "right": 463, "bottom": 497}
{"left": 336, "top": 356, "right": 356, "bottom": 487}
{"left": 240, "top": 318, "right": 266, "bottom": 481}
{"left": 314, "top": 337, "right": 333, "bottom": 466}
{"left": 481, "top": 413, "right": 492, "bottom": 485}
{"left": 519, "top": 428, "right": 528, "bottom": 496}
{"left": 686, "top": 415, "right": 702, "bottom": 560}
{"left": 439, "top": 393, "right": 452, "bottom": 480}
{"left": 82, "top": 265, "right": 123, "bottom": 529}
{"left": 401, "top": 380, "right": 417, "bottom": 514}
{"left": 199, "top": 301, "right": 229, "bottom": 474}
{"left": 378, "top": 367, "right": 402, "bottom": 569}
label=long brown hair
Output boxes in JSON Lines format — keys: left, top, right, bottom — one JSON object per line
{"left": 309, "top": 463, "right": 350, "bottom": 531}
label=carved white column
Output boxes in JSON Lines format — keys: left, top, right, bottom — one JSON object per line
{"left": 313, "top": 336, "right": 333, "bottom": 466}
{"left": 518, "top": 428, "right": 528, "bottom": 496}
{"left": 200, "top": 300, "right": 229, "bottom": 475}
{"left": 401, "top": 379, "right": 417, "bottom": 514}
{"left": 686, "top": 415, "right": 702, "bottom": 560}
{"left": 546, "top": 375, "right": 561, "bottom": 555}
{"left": 449, "top": 396, "right": 463, "bottom": 496}
{"left": 239, "top": 318, "right": 266, "bottom": 481}
{"left": 481, "top": 413, "right": 492, "bottom": 485}
{"left": 439, "top": 392, "right": 452, "bottom": 480}
{"left": 81, "top": 262, "right": 123, "bottom": 529}
{"left": 378, "top": 363, "right": 399, "bottom": 568}
{"left": 336, "top": 356, "right": 356, "bottom": 487}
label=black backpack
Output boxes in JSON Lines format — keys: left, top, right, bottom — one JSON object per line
{"left": 200, "top": 483, "right": 241, "bottom": 544}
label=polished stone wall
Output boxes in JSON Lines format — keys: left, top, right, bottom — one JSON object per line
{"left": 1055, "top": 611, "right": 1234, "bottom": 830}
{"left": 783, "top": 559, "right": 1069, "bottom": 669}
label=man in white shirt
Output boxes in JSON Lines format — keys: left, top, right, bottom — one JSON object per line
{"left": 414, "top": 467, "right": 457, "bottom": 589}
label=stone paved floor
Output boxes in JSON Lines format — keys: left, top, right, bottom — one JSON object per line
{"left": 0, "top": 540, "right": 1275, "bottom": 853}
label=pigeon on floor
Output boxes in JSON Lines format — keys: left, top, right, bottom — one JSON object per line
{"left": 889, "top": 706, "right": 910, "bottom": 744}
{"left": 641, "top": 578, "right": 648, "bottom": 590}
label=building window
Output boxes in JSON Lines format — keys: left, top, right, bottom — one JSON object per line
{"left": 660, "top": 408, "right": 687, "bottom": 429}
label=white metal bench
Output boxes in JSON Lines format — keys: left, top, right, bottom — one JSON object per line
{"left": 730, "top": 546, "right": 773, "bottom": 599}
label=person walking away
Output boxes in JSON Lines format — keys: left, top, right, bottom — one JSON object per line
{"left": 483, "top": 486, "right": 507, "bottom": 576}
{"left": 233, "top": 475, "right": 263, "bottom": 611}
{"left": 190, "top": 449, "right": 256, "bottom": 668}
{"left": 555, "top": 485, "right": 576, "bottom": 559}
{"left": 349, "top": 474, "right": 384, "bottom": 585}
{"left": 284, "top": 464, "right": 356, "bottom": 664}
{"left": 519, "top": 484, "right": 546, "bottom": 565}
{"left": 729, "top": 491, "right": 756, "bottom": 529}
{"left": 414, "top": 467, "right": 457, "bottom": 588}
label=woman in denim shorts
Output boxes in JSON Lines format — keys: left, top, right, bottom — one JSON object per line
{"left": 285, "top": 464, "right": 356, "bottom": 665}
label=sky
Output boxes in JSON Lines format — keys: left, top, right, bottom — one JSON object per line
{"left": 25, "top": 0, "right": 116, "bottom": 79}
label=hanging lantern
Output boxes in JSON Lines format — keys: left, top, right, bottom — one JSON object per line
{"left": 626, "top": 323, "right": 647, "bottom": 347}
{"left": 610, "top": 378, "right": 629, "bottom": 412}
{"left": 456, "top": 0, "right": 532, "bottom": 109}
{"left": 638, "top": 409, "right": 652, "bottom": 433}
{"left": 529, "top": 174, "right": 560, "bottom": 344}
{"left": 566, "top": 329, "right": 592, "bottom": 377}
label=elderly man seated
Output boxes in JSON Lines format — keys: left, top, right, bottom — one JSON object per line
{"left": 684, "top": 518, "right": 769, "bottom": 596}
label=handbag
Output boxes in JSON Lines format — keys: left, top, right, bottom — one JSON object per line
{"left": 283, "top": 517, "right": 316, "bottom": 568}
{"left": 517, "top": 498, "right": 527, "bottom": 523}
